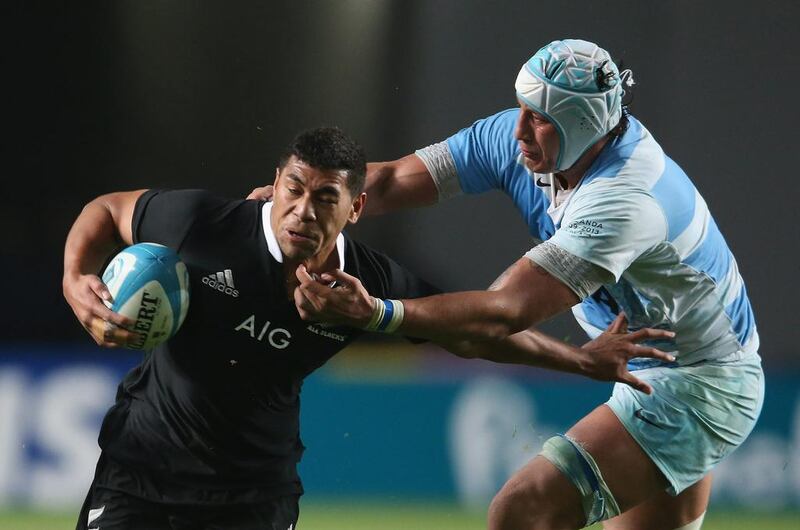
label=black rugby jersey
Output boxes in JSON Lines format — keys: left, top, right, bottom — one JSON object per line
{"left": 94, "top": 189, "right": 438, "bottom": 504}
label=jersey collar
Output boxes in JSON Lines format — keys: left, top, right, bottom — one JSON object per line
{"left": 261, "top": 201, "right": 346, "bottom": 269}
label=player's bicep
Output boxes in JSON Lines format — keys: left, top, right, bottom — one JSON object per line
{"left": 443, "top": 109, "right": 520, "bottom": 196}
{"left": 489, "top": 257, "right": 580, "bottom": 325}
{"left": 98, "top": 189, "right": 148, "bottom": 246}
{"left": 365, "top": 155, "right": 438, "bottom": 214}
{"left": 133, "top": 189, "right": 222, "bottom": 249}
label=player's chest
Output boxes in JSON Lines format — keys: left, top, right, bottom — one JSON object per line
{"left": 180, "top": 255, "right": 356, "bottom": 359}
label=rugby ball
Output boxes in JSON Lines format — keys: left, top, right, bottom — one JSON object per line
{"left": 101, "top": 243, "right": 190, "bottom": 350}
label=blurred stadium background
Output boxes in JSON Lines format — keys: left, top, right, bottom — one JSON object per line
{"left": 4, "top": 1, "right": 799, "bottom": 528}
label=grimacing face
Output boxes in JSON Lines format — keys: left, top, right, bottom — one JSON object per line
{"left": 514, "top": 99, "right": 560, "bottom": 173}
{"left": 270, "top": 156, "right": 365, "bottom": 262}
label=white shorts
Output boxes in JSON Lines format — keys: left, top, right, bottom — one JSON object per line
{"left": 606, "top": 351, "right": 764, "bottom": 495}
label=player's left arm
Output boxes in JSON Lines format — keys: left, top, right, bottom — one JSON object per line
{"left": 442, "top": 313, "right": 674, "bottom": 394}
{"left": 296, "top": 257, "right": 575, "bottom": 343}
{"left": 295, "top": 265, "right": 674, "bottom": 392}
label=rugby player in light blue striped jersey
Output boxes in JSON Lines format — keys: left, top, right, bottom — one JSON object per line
{"left": 286, "top": 40, "right": 763, "bottom": 530}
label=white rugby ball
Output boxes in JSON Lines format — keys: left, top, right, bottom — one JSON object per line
{"left": 101, "top": 243, "right": 190, "bottom": 350}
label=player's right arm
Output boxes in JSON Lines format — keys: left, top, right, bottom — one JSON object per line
{"left": 361, "top": 155, "right": 438, "bottom": 215}
{"left": 62, "top": 190, "right": 147, "bottom": 347}
{"left": 247, "top": 154, "right": 439, "bottom": 214}
{"left": 362, "top": 110, "right": 519, "bottom": 214}
{"left": 249, "top": 110, "right": 519, "bottom": 210}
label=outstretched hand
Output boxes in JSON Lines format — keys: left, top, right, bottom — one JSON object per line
{"left": 246, "top": 185, "right": 274, "bottom": 201}
{"left": 293, "top": 265, "right": 375, "bottom": 327}
{"left": 62, "top": 273, "right": 140, "bottom": 348}
{"left": 580, "top": 313, "right": 676, "bottom": 394}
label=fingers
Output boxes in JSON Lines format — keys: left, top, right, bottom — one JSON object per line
{"left": 88, "top": 275, "right": 113, "bottom": 305}
{"left": 87, "top": 318, "right": 142, "bottom": 348}
{"left": 627, "top": 327, "right": 676, "bottom": 343}
{"left": 294, "top": 266, "right": 328, "bottom": 318}
{"left": 631, "top": 346, "right": 675, "bottom": 363}
{"left": 246, "top": 185, "right": 274, "bottom": 201}
{"left": 69, "top": 275, "right": 134, "bottom": 329}
{"left": 606, "top": 312, "right": 628, "bottom": 333}
{"left": 296, "top": 264, "right": 316, "bottom": 286}
{"left": 319, "top": 268, "right": 359, "bottom": 290}
{"left": 293, "top": 288, "right": 315, "bottom": 320}
{"left": 325, "top": 268, "right": 357, "bottom": 283}
{"left": 88, "top": 293, "right": 134, "bottom": 328}
{"left": 618, "top": 371, "right": 653, "bottom": 395}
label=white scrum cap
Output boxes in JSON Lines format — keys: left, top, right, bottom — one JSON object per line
{"left": 515, "top": 39, "right": 625, "bottom": 171}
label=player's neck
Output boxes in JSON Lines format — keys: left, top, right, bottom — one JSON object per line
{"left": 283, "top": 243, "right": 339, "bottom": 295}
{"left": 555, "top": 136, "right": 610, "bottom": 189}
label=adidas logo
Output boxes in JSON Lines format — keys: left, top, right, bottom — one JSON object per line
{"left": 202, "top": 269, "right": 240, "bottom": 297}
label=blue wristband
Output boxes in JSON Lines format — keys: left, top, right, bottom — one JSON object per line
{"left": 376, "top": 299, "right": 394, "bottom": 331}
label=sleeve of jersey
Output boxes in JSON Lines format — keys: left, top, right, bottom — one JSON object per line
{"left": 546, "top": 184, "right": 666, "bottom": 282}
{"left": 525, "top": 241, "right": 614, "bottom": 300}
{"left": 132, "top": 189, "right": 228, "bottom": 250}
{"left": 415, "top": 109, "right": 519, "bottom": 200}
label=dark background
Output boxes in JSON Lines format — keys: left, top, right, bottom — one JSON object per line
{"left": 6, "top": 1, "right": 798, "bottom": 365}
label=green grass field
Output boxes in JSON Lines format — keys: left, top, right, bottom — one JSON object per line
{"left": 2, "top": 502, "right": 797, "bottom": 530}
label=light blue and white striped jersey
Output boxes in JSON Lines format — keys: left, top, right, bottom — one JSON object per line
{"left": 438, "top": 108, "right": 758, "bottom": 364}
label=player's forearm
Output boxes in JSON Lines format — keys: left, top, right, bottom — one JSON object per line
{"left": 63, "top": 198, "right": 125, "bottom": 280}
{"left": 396, "top": 290, "right": 543, "bottom": 343}
{"left": 441, "top": 330, "right": 586, "bottom": 374}
{"left": 496, "top": 330, "right": 586, "bottom": 374}
{"left": 363, "top": 156, "right": 438, "bottom": 215}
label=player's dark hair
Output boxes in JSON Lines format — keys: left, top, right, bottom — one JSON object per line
{"left": 279, "top": 127, "right": 367, "bottom": 196}
{"left": 608, "top": 58, "right": 633, "bottom": 139}
{"left": 608, "top": 106, "right": 630, "bottom": 139}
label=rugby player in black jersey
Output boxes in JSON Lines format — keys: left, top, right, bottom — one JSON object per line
{"left": 64, "top": 127, "right": 672, "bottom": 529}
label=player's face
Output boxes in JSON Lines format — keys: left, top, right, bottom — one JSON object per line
{"left": 514, "top": 100, "right": 560, "bottom": 173}
{"left": 271, "top": 156, "right": 365, "bottom": 262}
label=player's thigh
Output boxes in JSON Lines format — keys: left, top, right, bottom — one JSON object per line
{"left": 489, "top": 404, "right": 668, "bottom": 530}
{"left": 565, "top": 404, "right": 669, "bottom": 512}
{"left": 198, "top": 495, "right": 300, "bottom": 530}
{"left": 489, "top": 454, "right": 587, "bottom": 530}
{"left": 76, "top": 485, "right": 171, "bottom": 530}
{"left": 602, "top": 475, "right": 712, "bottom": 530}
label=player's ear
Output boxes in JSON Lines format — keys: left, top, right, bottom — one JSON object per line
{"left": 348, "top": 192, "right": 367, "bottom": 224}
{"left": 273, "top": 167, "right": 281, "bottom": 185}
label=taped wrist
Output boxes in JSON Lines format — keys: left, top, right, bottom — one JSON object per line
{"left": 364, "top": 298, "right": 405, "bottom": 333}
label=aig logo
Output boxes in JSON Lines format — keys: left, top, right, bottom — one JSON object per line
{"left": 234, "top": 314, "right": 291, "bottom": 349}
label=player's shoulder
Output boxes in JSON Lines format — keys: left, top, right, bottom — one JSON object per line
{"left": 342, "top": 233, "right": 437, "bottom": 299}
{"left": 135, "top": 189, "right": 264, "bottom": 243}
{"left": 452, "top": 107, "right": 518, "bottom": 137}
{"left": 342, "top": 233, "right": 396, "bottom": 277}
{"left": 140, "top": 189, "right": 260, "bottom": 218}
{"left": 579, "top": 118, "right": 665, "bottom": 190}
{"left": 485, "top": 107, "right": 520, "bottom": 123}
{"left": 473, "top": 108, "right": 519, "bottom": 133}
{"left": 447, "top": 108, "right": 520, "bottom": 167}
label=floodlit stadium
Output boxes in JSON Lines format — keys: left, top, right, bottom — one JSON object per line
{"left": 4, "top": 1, "right": 799, "bottom": 529}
